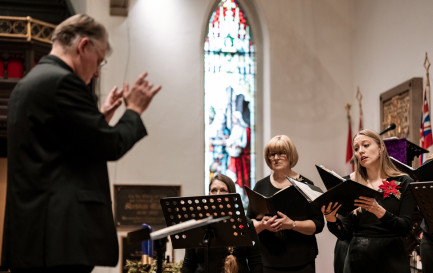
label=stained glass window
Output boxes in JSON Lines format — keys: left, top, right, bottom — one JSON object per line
{"left": 204, "top": 0, "right": 256, "bottom": 209}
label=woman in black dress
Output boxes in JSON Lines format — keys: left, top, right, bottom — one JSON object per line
{"left": 322, "top": 129, "right": 417, "bottom": 273}
{"left": 247, "top": 135, "right": 324, "bottom": 273}
{"left": 181, "top": 174, "right": 263, "bottom": 273}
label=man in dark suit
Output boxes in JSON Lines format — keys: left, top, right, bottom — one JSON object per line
{"left": 1, "top": 14, "right": 161, "bottom": 273}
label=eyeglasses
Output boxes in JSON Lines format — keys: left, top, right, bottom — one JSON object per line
{"left": 89, "top": 39, "right": 108, "bottom": 69}
{"left": 268, "top": 151, "right": 287, "bottom": 159}
{"left": 98, "top": 59, "right": 108, "bottom": 68}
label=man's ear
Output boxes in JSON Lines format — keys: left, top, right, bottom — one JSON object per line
{"left": 77, "top": 37, "right": 91, "bottom": 55}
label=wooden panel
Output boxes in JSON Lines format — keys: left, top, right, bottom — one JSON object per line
{"left": 380, "top": 78, "right": 423, "bottom": 145}
{"left": 110, "top": 0, "right": 128, "bottom": 16}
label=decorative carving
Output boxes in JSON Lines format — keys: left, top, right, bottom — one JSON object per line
{"left": 380, "top": 78, "right": 423, "bottom": 151}
{"left": 382, "top": 91, "right": 410, "bottom": 139}
{"left": 0, "top": 16, "right": 55, "bottom": 44}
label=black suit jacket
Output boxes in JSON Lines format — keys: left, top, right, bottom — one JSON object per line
{"left": 2, "top": 55, "right": 147, "bottom": 268}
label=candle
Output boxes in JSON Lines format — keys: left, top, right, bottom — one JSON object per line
{"left": 141, "top": 224, "right": 153, "bottom": 265}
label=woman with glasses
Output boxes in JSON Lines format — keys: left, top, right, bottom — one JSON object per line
{"left": 247, "top": 135, "right": 324, "bottom": 273}
{"left": 181, "top": 173, "right": 263, "bottom": 273}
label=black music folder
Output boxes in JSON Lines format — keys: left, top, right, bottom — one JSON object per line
{"left": 315, "top": 165, "right": 347, "bottom": 189}
{"left": 314, "top": 165, "right": 382, "bottom": 216}
{"left": 410, "top": 181, "right": 433, "bottom": 233}
{"left": 390, "top": 157, "right": 433, "bottom": 181}
{"left": 245, "top": 180, "right": 323, "bottom": 220}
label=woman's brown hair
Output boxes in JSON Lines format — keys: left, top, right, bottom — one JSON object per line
{"left": 209, "top": 173, "right": 236, "bottom": 193}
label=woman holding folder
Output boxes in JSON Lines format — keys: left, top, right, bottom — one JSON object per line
{"left": 181, "top": 173, "right": 263, "bottom": 273}
{"left": 247, "top": 135, "right": 324, "bottom": 273}
{"left": 322, "top": 129, "right": 416, "bottom": 273}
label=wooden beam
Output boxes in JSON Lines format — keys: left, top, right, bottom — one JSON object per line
{"left": 110, "top": 0, "right": 128, "bottom": 16}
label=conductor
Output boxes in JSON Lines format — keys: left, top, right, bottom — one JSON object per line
{"left": 1, "top": 14, "right": 161, "bottom": 273}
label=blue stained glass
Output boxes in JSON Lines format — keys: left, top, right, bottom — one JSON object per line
{"left": 204, "top": 0, "right": 255, "bottom": 209}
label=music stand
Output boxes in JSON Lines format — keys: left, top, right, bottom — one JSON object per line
{"left": 384, "top": 138, "right": 428, "bottom": 165}
{"left": 410, "top": 182, "right": 433, "bottom": 233}
{"left": 159, "top": 193, "right": 256, "bottom": 273}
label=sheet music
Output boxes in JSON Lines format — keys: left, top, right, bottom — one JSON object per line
{"left": 319, "top": 165, "right": 346, "bottom": 180}
{"left": 290, "top": 179, "right": 323, "bottom": 201}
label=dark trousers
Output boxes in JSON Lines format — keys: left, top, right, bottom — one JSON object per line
{"left": 421, "top": 232, "right": 433, "bottom": 273}
{"left": 10, "top": 265, "right": 94, "bottom": 273}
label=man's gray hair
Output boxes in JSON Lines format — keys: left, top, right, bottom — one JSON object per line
{"left": 51, "top": 14, "right": 111, "bottom": 52}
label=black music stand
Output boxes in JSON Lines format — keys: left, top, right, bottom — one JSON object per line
{"left": 159, "top": 193, "right": 256, "bottom": 273}
{"left": 150, "top": 216, "right": 230, "bottom": 273}
{"left": 410, "top": 182, "right": 433, "bottom": 233}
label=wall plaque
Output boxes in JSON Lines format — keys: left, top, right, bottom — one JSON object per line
{"left": 380, "top": 78, "right": 423, "bottom": 144}
{"left": 114, "top": 185, "right": 181, "bottom": 229}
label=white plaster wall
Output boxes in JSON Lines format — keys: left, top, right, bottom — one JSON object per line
{"left": 353, "top": 0, "right": 433, "bottom": 131}
{"left": 81, "top": 1, "right": 355, "bottom": 273}
{"left": 255, "top": 1, "right": 354, "bottom": 272}
{"left": 85, "top": 1, "right": 212, "bottom": 272}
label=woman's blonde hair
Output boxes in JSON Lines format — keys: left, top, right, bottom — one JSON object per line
{"left": 264, "top": 135, "right": 298, "bottom": 169}
{"left": 224, "top": 247, "right": 238, "bottom": 273}
{"left": 352, "top": 129, "right": 404, "bottom": 186}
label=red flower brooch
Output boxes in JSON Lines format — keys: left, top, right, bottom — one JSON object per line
{"left": 379, "top": 180, "right": 402, "bottom": 199}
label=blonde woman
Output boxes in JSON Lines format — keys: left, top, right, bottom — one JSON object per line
{"left": 248, "top": 135, "right": 324, "bottom": 273}
{"left": 322, "top": 129, "right": 417, "bottom": 273}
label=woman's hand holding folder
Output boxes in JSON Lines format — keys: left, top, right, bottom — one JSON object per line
{"left": 321, "top": 202, "right": 341, "bottom": 222}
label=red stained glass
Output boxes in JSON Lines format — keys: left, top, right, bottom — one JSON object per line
{"left": 205, "top": 0, "right": 256, "bottom": 211}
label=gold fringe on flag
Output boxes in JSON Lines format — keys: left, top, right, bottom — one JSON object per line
{"left": 356, "top": 87, "right": 363, "bottom": 131}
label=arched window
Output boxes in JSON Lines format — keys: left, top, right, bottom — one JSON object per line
{"left": 204, "top": 0, "right": 256, "bottom": 207}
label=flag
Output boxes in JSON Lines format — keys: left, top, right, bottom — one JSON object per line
{"left": 420, "top": 90, "right": 433, "bottom": 164}
{"left": 346, "top": 117, "right": 353, "bottom": 173}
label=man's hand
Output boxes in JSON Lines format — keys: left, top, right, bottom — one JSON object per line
{"left": 124, "top": 72, "right": 162, "bottom": 115}
{"left": 101, "top": 86, "right": 124, "bottom": 123}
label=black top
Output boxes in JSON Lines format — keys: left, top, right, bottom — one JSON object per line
{"left": 247, "top": 175, "right": 324, "bottom": 268}
{"left": 2, "top": 55, "right": 147, "bottom": 268}
{"left": 181, "top": 220, "right": 263, "bottom": 273}
{"left": 327, "top": 175, "right": 416, "bottom": 273}
{"left": 327, "top": 175, "right": 416, "bottom": 239}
